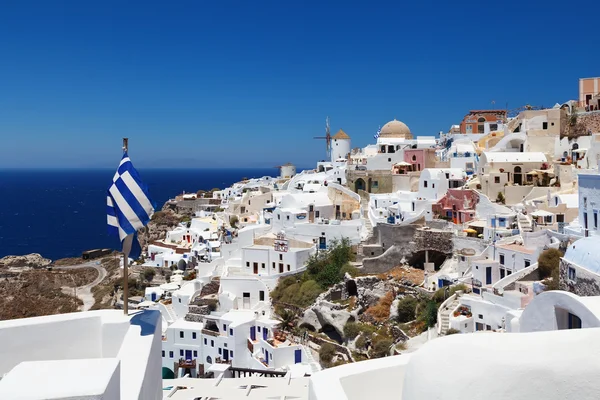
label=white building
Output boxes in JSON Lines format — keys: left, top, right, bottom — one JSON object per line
{"left": 330, "top": 129, "right": 351, "bottom": 162}
{"left": 0, "top": 310, "right": 162, "bottom": 399}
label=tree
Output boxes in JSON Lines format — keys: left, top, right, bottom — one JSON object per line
{"left": 396, "top": 296, "right": 418, "bottom": 323}
{"left": 276, "top": 308, "right": 297, "bottom": 332}
{"left": 496, "top": 192, "right": 505, "bottom": 204}
{"left": 538, "top": 248, "right": 562, "bottom": 280}
{"left": 419, "top": 300, "right": 438, "bottom": 329}
{"left": 229, "top": 215, "right": 239, "bottom": 228}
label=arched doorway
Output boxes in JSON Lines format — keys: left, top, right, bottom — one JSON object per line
{"left": 177, "top": 259, "right": 187, "bottom": 271}
{"left": 477, "top": 117, "right": 486, "bottom": 133}
{"left": 355, "top": 178, "right": 366, "bottom": 192}
{"left": 514, "top": 166, "right": 522, "bottom": 185}
{"left": 367, "top": 178, "right": 372, "bottom": 193}
{"left": 346, "top": 280, "right": 358, "bottom": 297}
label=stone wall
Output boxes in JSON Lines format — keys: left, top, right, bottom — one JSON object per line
{"left": 559, "top": 259, "right": 600, "bottom": 296}
{"left": 361, "top": 224, "right": 453, "bottom": 273}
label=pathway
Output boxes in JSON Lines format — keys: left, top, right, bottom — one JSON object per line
{"left": 57, "top": 261, "right": 108, "bottom": 311}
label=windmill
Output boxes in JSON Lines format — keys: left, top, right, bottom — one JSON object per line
{"left": 314, "top": 116, "right": 332, "bottom": 160}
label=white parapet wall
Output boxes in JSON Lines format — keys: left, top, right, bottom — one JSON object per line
{"left": 0, "top": 309, "right": 162, "bottom": 400}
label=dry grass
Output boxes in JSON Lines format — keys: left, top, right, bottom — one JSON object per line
{"left": 377, "top": 266, "right": 424, "bottom": 285}
{"left": 0, "top": 270, "right": 86, "bottom": 320}
{"left": 53, "top": 257, "right": 85, "bottom": 266}
{"left": 364, "top": 292, "right": 394, "bottom": 322}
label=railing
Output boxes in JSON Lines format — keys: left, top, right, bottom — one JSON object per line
{"left": 178, "top": 358, "right": 196, "bottom": 368}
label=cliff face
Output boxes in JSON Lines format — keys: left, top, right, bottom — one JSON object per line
{"left": 0, "top": 253, "right": 52, "bottom": 269}
{"left": 138, "top": 206, "right": 185, "bottom": 254}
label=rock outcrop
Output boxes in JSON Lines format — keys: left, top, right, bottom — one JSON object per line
{"left": 0, "top": 253, "right": 52, "bottom": 270}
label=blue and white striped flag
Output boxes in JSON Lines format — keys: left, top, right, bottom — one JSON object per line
{"left": 373, "top": 126, "right": 381, "bottom": 140}
{"left": 107, "top": 152, "right": 154, "bottom": 260}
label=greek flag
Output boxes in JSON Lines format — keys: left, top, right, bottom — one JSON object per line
{"left": 107, "top": 152, "right": 154, "bottom": 260}
{"left": 373, "top": 126, "right": 381, "bottom": 140}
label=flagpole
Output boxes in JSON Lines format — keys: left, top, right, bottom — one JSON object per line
{"left": 122, "top": 137, "right": 129, "bottom": 316}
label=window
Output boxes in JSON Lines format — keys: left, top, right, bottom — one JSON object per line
{"left": 272, "top": 262, "right": 275, "bottom": 269}
{"left": 432, "top": 183, "right": 435, "bottom": 188}
{"left": 524, "top": 260, "right": 531, "bottom": 268}
{"left": 211, "top": 340, "right": 214, "bottom": 347}
{"left": 192, "top": 332, "right": 197, "bottom": 339}
{"left": 287, "top": 215, "right": 290, "bottom": 220}
{"left": 223, "top": 324, "right": 227, "bottom": 331}
{"left": 180, "top": 349, "right": 184, "bottom": 357}
{"left": 279, "top": 254, "right": 283, "bottom": 261}
{"left": 315, "top": 211, "right": 320, "bottom": 217}
{"left": 204, "top": 338, "right": 207, "bottom": 345}
{"left": 193, "top": 350, "right": 198, "bottom": 357}
{"left": 278, "top": 214, "right": 281, "bottom": 220}
{"left": 595, "top": 211, "right": 598, "bottom": 229}
{"left": 180, "top": 331, "right": 184, "bottom": 338}
{"left": 475, "top": 322, "right": 484, "bottom": 331}
{"left": 207, "top": 356, "right": 212, "bottom": 364}
{"left": 230, "top": 350, "right": 234, "bottom": 358}
{"left": 224, "top": 343, "right": 227, "bottom": 348}
{"left": 259, "top": 291, "right": 265, "bottom": 301}
{"left": 499, "top": 254, "right": 505, "bottom": 265}
{"left": 478, "top": 314, "right": 483, "bottom": 319}
{"left": 372, "top": 181, "right": 379, "bottom": 188}
{"left": 162, "top": 350, "right": 165, "bottom": 357}
{"left": 500, "top": 268, "right": 505, "bottom": 279}
{"left": 584, "top": 197, "right": 588, "bottom": 209}
{"left": 542, "top": 122, "right": 548, "bottom": 130}
{"left": 218, "top": 348, "right": 222, "bottom": 355}
{"left": 230, "top": 328, "right": 233, "bottom": 335}
{"left": 490, "top": 124, "right": 498, "bottom": 131}
{"left": 169, "top": 351, "right": 173, "bottom": 358}
{"left": 388, "top": 158, "right": 391, "bottom": 162}
{"left": 262, "top": 263, "right": 265, "bottom": 269}
{"left": 494, "top": 176, "right": 500, "bottom": 184}
{"left": 287, "top": 264, "right": 291, "bottom": 271}
{"left": 568, "top": 267, "right": 577, "bottom": 281}
{"left": 424, "top": 181, "right": 428, "bottom": 188}
{"left": 556, "top": 214, "right": 565, "bottom": 223}
{"left": 258, "top": 326, "right": 261, "bottom": 332}
{"left": 486, "top": 325, "right": 492, "bottom": 330}
{"left": 246, "top": 262, "right": 250, "bottom": 267}
{"left": 568, "top": 313, "right": 582, "bottom": 329}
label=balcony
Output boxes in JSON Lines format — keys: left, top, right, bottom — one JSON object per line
{"left": 178, "top": 358, "right": 196, "bottom": 369}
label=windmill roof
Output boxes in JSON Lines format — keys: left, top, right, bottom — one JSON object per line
{"left": 332, "top": 129, "right": 350, "bottom": 139}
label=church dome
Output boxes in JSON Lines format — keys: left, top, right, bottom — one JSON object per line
{"left": 380, "top": 119, "right": 412, "bottom": 139}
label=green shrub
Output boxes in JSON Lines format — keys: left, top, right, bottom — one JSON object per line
{"left": 319, "top": 343, "right": 336, "bottom": 363}
{"left": 229, "top": 215, "right": 239, "bottom": 228}
{"left": 418, "top": 300, "right": 438, "bottom": 328}
{"left": 445, "top": 328, "right": 460, "bottom": 335}
{"left": 343, "top": 322, "right": 360, "bottom": 339}
{"left": 371, "top": 338, "right": 393, "bottom": 358}
{"left": 355, "top": 335, "right": 366, "bottom": 349}
{"left": 396, "top": 296, "right": 418, "bottom": 323}
{"left": 142, "top": 268, "right": 156, "bottom": 282}
{"left": 538, "top": 248, "right": 562, "bottom": 280}
{"left": 432, "top": 284, "right": 468, "bottom": 303}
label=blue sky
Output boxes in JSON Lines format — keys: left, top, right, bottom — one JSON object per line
{"left": 1, "top": 1, "right": 598, "bottom": 168}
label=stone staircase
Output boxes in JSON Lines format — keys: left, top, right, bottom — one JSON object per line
{"left": 439, "top": 297, "right": 460, "bottom": 335}
{"left": 518, "top": 213, "right": 533, "bottom": 232}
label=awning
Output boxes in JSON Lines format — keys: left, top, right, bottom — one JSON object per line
{"left": 463, "top": 228, "right": 477, "bottom": 233}
{"left": 394, "top": 161, "right": 412, "bottom": 167}
{"left": 468, "top": 220, "right": 486, "bottom": 228}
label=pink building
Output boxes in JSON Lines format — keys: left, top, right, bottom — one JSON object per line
{"left": 432, "top": 189, "right": 479, "bottom": 224}
{"left": 404, "top": 148, "right": 437, "bottom": 172}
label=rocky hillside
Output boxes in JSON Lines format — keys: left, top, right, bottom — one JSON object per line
{"left": 138, "top": 207, "right": 187, "bottom": 254}
{"left": 0, "top": 253, "right": 52, "bottom": 270}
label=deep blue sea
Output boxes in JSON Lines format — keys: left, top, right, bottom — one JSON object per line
{"left": 0, "top": 168, "right": 276, "bottom": 260}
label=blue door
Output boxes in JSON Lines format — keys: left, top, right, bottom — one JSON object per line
{"left": 265, "top": 350, "right": 269, "bottom": 365}
{"left": 263, "top": 328, "right": 268, "bottom": 340}
{"left": 250, "top": 326, "right": 256, "bottom": 341}
{"left": 151, "top": 292, "right": 156, "bottom": 301}
{"left": 294, "top": 349, "right": 302, "bottom": 364}
{"left": 185, "top": 350, "right": 192, "bottom": 360}
{"left": 438, "top": 279, "right": 444, "bottom": 289}
{"left": 319, "top": 237, "right": 326, "bottom": 250}
{"left": 486, "top": 267, "right": 492, "bottom": 285}
{"left": 223, "top": 349, "right": 229, "bottom": 361}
